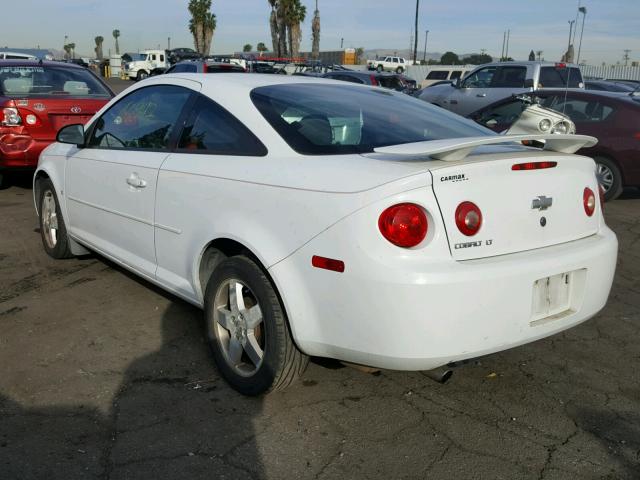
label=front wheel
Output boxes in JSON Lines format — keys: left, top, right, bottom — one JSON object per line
{"left": 38, "top": 179, "right": 73, "bottom": 259}
{"left": 204, "top": 256, "right": 308, "bottom": 395}
{"left": 595, "top": 156, "right": 623, "bottom": 201}
{"left": 376, "top": 64, "right": 383, "bottom": 72}
{"left": 396, "top": 66, "right": 404, "bottom": 74}
{"left": 136, "top": 70, "right": 148, "bottom": 81}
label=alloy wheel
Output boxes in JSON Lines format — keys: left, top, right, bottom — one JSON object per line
{"left": 597, "top": 162, "right": 614, "bottom": 193}
{"left": 41, "top": 190, "right": 59, "bottom": 249}
{"left": 212, "top": 279, "right": 265, "bottom": 377}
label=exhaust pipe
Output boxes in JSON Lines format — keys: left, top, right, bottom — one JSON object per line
{"left": 423, "top": 367, "right": 453, "bottom": 384}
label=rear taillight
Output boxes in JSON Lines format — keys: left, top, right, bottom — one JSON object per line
{"left": 378, "top": 203, "right": 428, "bottom": 248}
{"left": 455, "top": 201, "right": 483, "bottom": 236}
{"left": 370, "top": 75, "right": 378, "bottom": 86}
{"left": 511, "top": 161, "right": 557, "bottom": 171}
{"left": 583, "top": 187, "right": 596, "bottom": 216}
{"left": 1, "top": 107, "right": 22, "bottom": 126}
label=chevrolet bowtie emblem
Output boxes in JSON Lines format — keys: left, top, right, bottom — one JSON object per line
{"left": 532, "top": 196, "right": 553, "bottom": 210}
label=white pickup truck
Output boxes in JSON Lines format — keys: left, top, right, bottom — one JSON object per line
{"left": 123, "top": 50, "right": 168, "bottom": 81}
{"left": 367, "top": 56, "right": 409, "bottom": 73}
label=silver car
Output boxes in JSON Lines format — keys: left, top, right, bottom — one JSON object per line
{"left": 418, "top": 61, "right": 584, "bottom": 116}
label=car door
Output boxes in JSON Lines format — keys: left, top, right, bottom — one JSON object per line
{"left": 154, "top": 94, "right": 268, "bottom": 300}
{"left": 483, "top": 65, "right": 529, "bottom": 107}
{"left": 445, "top": 66, "right": 496, "bottom": 115}
{"left": 65, "top": 82, "right": 197, "bottom": 277}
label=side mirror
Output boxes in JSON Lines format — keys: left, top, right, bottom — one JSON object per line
{"left": 57, "top": 124, "right": 85, "bottom": 147}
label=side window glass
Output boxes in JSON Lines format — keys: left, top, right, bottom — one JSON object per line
{"left": 427, "top": 71, "right": 448, "bottom": 80}
{"left": 400, "top": 58, "right": 405, "bottom": 64}
{"left": 546, "top": 98, "right": 615, "bottom": 123}
{"left": 177, "top": 96, "right": 267, "bottom": 156}
{"left": 462, "top": 67, "right": 496, "bottom": 88}
{"left": 491, "top": 66, "right": 527, "bottom": 88}
{"left": 450, "top": 70, "right": 463, "bottom": 79}
{"left": 88, "top": 85, "right": 191, "bottom": 150}
{"left": 160, "top": 54, "right": 165, "bottom": 62}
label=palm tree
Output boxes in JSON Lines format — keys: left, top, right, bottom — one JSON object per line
{"left": 94, "top": 36, "right": 104, "bottom": 60}
{"left": 63, "top": 44, "right": 72, "bottom": 60}
{"left": 311, "top": 0, "right": 320, "bottom": 60}
{"left": 283, "top": 0, "right": 306, "bottom": 59}
{"left": 257, "top": 42, "right": 268, "bottom": 53}
{"left": 268, "top": 0, "right": 279, "bottom": 55}
{"left": 243, "top": 44, "right": 252, "bottom": 53}
{"left": 68, "top": 42, "right": 76, "bottom": 59}
{"left": 112, "top": 29, "right": 120, "bottom": 55}
{"left": 189, "top": 0, "right": 217, "bottom": 57}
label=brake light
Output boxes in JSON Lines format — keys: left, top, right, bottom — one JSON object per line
{"left": 583, "top": 187, "right": 596, "bottom": 216}
{"left": 455, "top": 202, "right": 483, "bottom": 236}
{"left": 312, "top": 255, "right": 345, "bottom": 273}
{"left": 378, "top": 203, "right": 428, "bottom": 248}
{"left": 555, "top": 62, "right": 567, "bottom": 69}
{"left": 1, "top": 107, "right": 22, "bottom": 126}
{"left": 370, "top": 75, "right": 378, "bottom": 86}
{"left": 511, "top": 161, "right": 557, "bottom": 171}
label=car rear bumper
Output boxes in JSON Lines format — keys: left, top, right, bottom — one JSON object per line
{"left": 0, "top": 134, "right": 49, "bottom": 168}
{"left": 270, "top": 226, "right": 618, "bottom": 371}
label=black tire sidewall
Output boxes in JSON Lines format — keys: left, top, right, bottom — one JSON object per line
{"left": 595, "top": 156, "right": 623, "bottom": 201}
{"left": 204, "top": 256, "right": 286, "bottom": 395}
{"left": 377, "top": 65, "right": 383, "bottom": 72}
{"left": 396, "top": 67, "right": 403, "bottom": 74}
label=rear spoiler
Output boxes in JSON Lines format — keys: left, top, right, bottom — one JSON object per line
{"left": 373, "top": 134, "right": 597, "bottom": 161}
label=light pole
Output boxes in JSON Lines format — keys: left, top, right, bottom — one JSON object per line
{"left": 423, "top": 30, "right": 429, "bottom": 63}
{"left": 567, "top": 20, "right": 575, "bottom": 57}
{"left": 413, "top": 0, "right": 419, "bottom": 64}
{"left": 576, "top": 6, "right": 587, "bottom": 65}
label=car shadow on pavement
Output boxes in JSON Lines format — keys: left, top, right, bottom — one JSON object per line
{"left": 0, "top": 299, "right": 265, "bottom": 480}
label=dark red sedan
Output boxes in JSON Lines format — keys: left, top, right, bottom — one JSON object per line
{"left": 468, "top": 90, "right": 640, "bottom": 200}
{"left": 0, "top": 60, "right": 113, "bottom": 187}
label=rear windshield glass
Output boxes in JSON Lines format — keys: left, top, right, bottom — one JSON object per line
{"left": 539, "top": 67, "right": 583, "bottom": 88}
{"left": 251, "top": 84, "right": 492, "bottom": 155}
{"left": 0, "top": 65, "right": 111, "bottom": 98}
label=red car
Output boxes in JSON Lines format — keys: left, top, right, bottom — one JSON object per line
{"left": 0, "top": 60, "right": 113, "bottom": 187}
{"left": 467, "top": 89, "right": 640, "bottom": 200}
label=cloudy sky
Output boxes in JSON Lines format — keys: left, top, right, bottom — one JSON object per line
{"left": 3, "top": 0, "right": 639, "bottom": 64}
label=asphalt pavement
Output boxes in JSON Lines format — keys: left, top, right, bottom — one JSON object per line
{"left": 1, "top": 172, "right": 639, "bottom": 480}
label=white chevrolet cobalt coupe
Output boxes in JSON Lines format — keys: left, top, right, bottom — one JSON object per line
{"left": 34, "top": 74, "right": 618, "bottom": 395}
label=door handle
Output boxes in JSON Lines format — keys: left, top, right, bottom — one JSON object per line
{"left": 126, "top": 173, "right": 147, "bottom": 188}
{"left": 476, "top": 93, "right": 487, "bottom": 97}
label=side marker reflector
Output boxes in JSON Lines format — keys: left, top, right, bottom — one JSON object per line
{"left": 312, "top": 255, "right": 345, "bottom": 273}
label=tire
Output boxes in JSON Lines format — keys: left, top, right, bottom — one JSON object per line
{"left": 376, "top": 64, "right": 383, "bottom": 72}
{"left": 38, "top": 179, "right": 73, "bottom": 259}
{"left": 396, "top": 67, "right": 404, "bottom": 74}
{"left": 136, "top": 70, "right": 148, "bottom": 81}
{"left": 595, "top": 156, "right": 623, "bottom": 201}
{"left": 204, "top": 256, "right": 308, "bottom": 395}
{"left": 0, "top": 172, "right": 7, "bottom": 190}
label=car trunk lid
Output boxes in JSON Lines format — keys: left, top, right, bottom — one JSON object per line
{"left": 430, "top": 151, "right": 600, "bottom": 260}
{"left": 15, "top": 98, "right": 106, "bottom": 141}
